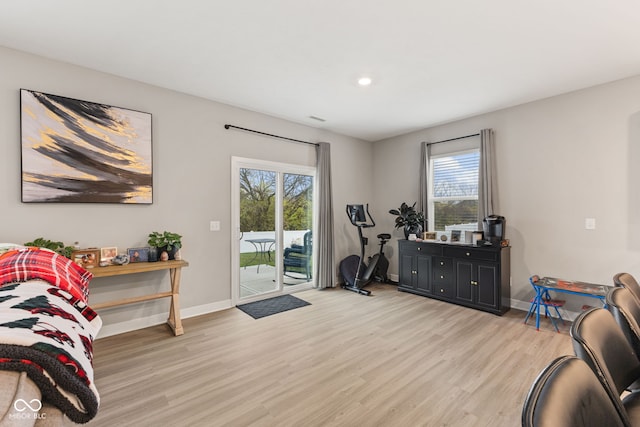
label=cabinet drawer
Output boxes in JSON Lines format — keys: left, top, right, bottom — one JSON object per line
{"left": 433, "top": 272, "right": 453, "bottom": 284}
{"left": 432, "top": 256, "right": 453, "bottom": 282}
{"left": 433, "top": 256, "right": 453, "bottom": 270}
{"left": 443, "top": 246, "right": 497, "bottom": 262}
{"left": 414, "top": 243, "right": 443, "bottom": 256}
{"left": 398, "top": 240, "right": 444, "bottom": 256}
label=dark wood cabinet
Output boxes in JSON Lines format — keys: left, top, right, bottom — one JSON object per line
{"left": 398, "top": 240, "right": 510, "bottom": 315}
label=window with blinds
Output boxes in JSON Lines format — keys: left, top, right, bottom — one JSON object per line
{"left": 429, "top": 149, "right": 480, "bottom": 231}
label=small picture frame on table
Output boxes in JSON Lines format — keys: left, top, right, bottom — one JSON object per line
{"left": 128, "top": 247, "right": 150, "bottom": 263}
{"left": 100, "top": 247, "right": 118, "bottom": 263}
{"left": 71, "top": 249, "right": 100, "bottom": 269}
{"left": 450, "top": 230, "right": 461, "bottom": 242}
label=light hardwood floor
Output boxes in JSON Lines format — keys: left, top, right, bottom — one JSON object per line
{"left": 85, "top": 283, "right": 573, "bottom": 427}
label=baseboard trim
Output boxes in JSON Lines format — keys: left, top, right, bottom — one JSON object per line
{"left": 96, "top": 299, "right": 233, "bottom": 339}
{"left": 511, "top": 298, "right": 581, "bottom": 322}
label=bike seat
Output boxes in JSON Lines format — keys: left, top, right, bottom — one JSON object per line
{"left": 378, "top": 233, "right": 391, "bottom": 240}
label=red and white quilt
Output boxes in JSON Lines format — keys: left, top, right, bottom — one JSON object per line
{"left": 0, "top": 248, "right": 101, "bottom": 423}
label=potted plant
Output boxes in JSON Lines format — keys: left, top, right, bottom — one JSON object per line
{"left": 389, "top": 202, "right": 425, "bottom": 239}
{"left": 23, "top": 237, "right": 75, "bottom": 258}
{"left": 147, "top": 231, "right": 182, "bottom": 261}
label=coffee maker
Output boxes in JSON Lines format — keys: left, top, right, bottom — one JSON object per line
{"left": 482, "top": 215, "right": 505, "bottom": 246}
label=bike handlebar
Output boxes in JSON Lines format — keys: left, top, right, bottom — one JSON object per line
{"left": 346, "top": 203, "right": 376, "bottom": 228}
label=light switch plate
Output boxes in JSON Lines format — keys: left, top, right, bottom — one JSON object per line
{"left": 210, "top": 221, "right": 221, "bottom": 231}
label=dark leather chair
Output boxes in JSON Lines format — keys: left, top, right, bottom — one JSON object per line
{"left": 570, "top": 307, "right": 640, "bottom": 425}
{"left": 283, "top": 231, "right": 312, "bottom": 280}
{"left": 608, "top": 287, "right": 640, "bottom": 358}
{"left": 614, "top": 272, "right": 640, "bottom": 305}
{"left": 608, "top": 286, "right": 640, "bottom": 392}
{"left": 522, "top": 355, "right": 626, "bottom": 427}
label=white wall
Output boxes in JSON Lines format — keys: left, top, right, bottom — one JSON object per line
{"left": 0, "top": 46, "right": 372, "bottom": 337}
{"left": 373, "top": 74, "right": 640, "bottom": 314}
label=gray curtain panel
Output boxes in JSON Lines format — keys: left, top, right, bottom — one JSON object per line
{"left": 315, "top": 142, "right": 335, "bottom": 289}
{"left": 478, "top": 128, "right": 497, "bottom": 227}
{"left": 418, "top": 141, "right": 431, "bottom": 231}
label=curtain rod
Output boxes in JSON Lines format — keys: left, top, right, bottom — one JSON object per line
{"left": 224, "top": 124, "right": 319, "bottom": 147}
{"left": 426, "top": 132, "right": 480, "bottom": 145}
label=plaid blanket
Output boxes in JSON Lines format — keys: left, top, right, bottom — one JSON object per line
{"left": 0, "top": 280, "right": 101, "bottom": 423}
{"left": 0, "top": 248, "right": 92, "bottom": 302}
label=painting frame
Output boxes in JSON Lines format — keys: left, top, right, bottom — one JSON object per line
{"left": 127, "top": 247, "right": 150, "bottom": 263}
{"left": 71, "top": 249, "right": 100, "bottom": 269}
{"left": 20, "top": 89, "right": 153, "bottom": 204}
{"left": 100, "top": 247, "right": 118, "bottom": 263}
{"left": 422, "top": 231, "right": 436, "bottom": 241}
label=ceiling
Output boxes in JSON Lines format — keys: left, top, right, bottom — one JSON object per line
{"left": 2, "top": 1, "right": 640, "bottom": 142}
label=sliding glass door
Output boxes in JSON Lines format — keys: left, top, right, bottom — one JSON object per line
{"left": 232, "top": 157, "right": 315, "bottom": 303}
{"left": 282, "top": 173, "right": 313, "bottom": 286}
{"left": 238, "top": 167, "right": 278, "bottom": 298}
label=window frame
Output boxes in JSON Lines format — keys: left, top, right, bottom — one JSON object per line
{"left": 427, "top": 147, "right": 480, "bottom": 232}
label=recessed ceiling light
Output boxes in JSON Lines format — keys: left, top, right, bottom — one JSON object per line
{"left": 358, "top": 77, "right": 372, "bottom": 86}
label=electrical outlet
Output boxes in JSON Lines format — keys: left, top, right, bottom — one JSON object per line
{"left": 210, "top": 221, "right": 220, "bottom": 231}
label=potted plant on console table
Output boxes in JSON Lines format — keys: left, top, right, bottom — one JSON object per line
{"left": 147, "top": 231, "right": 182, "bottom": 261}
{"left": 389, "top": 202, "right": 425, "bottom": 239}
{"left": 23, "top": 237, "right": 75, "bottom": 258}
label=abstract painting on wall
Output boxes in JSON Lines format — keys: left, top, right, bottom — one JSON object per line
{"left": 20, "top": 89, "right": 153, "bottom": 203}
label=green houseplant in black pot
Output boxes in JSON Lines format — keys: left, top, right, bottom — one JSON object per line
{"left": 147, "top": 231, "right": 182, "bottom": 261}
{"left": 389, "top": 202, "right": 425, "bottom": 239}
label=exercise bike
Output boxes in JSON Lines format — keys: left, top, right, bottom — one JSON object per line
{"left": 340, "top": 204, "right": 391, "bottom": 296}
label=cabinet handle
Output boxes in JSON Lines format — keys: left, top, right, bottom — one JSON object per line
{"left": 440, "top": 288, "right": 444, "bottom": 293}
{"left": 440, "top": 275, "right": 444, "bottom": 279}
{"left": 440, "top": 261, "right": 444, "bottom": 266}
{"left": 466, "top": 252, "right": 470, "bottom": 256}
{"left": 470, "top": 280, "right": 478, "bottom": 285}
{"left": 417, "top": 247, "right": 421, "bottom": 251}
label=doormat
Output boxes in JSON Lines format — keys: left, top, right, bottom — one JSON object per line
{"left": 236, "top": 294, "right": 311, "bottom": 319}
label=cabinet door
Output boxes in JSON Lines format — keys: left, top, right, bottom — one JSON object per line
{"left": 454, "top": 260, "right": 474, "bottom": 303}
{"left": 475, "top": 263, "right": 499, "bottom": 310}
{"left": 399, "top": 252, "right": 416, "bottom": 289}
{"left": 416, "top": 254, "right": 432, "bottom": 293}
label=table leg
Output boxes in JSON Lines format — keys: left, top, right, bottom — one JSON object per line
{"left": 535, "top": 287, "right": 541, "bottom": 331}
{"left": 167, "top": 267, "right": 184, "bottom": 336}
{"left": 524, "top": 297, "right": 536, "bottom": 325}
{"left": 532, "top": 286, "right": 561, "bottom": 332}
{"left": 243, "top": 242, "right": 260, "bottom": 270}
{"left": 266, "top": 241, "right": 275, "bottom": 262}
{"left": 256, "top": 242, "right": 263, "bottom": 273}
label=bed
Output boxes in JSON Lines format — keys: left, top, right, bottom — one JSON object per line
{"left": 0, "top": 244, "right": 101, "bottom": 425}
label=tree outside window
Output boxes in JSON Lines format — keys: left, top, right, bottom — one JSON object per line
{"left": 429, "top": 150, "right": 479, "bottom": 231}
{"left": 239, "top": 168, "right": 312, "bottom": 232}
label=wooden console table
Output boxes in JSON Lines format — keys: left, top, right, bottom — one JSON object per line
{"left": 89, "top": 260, "right": 189, "bottom": 336}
